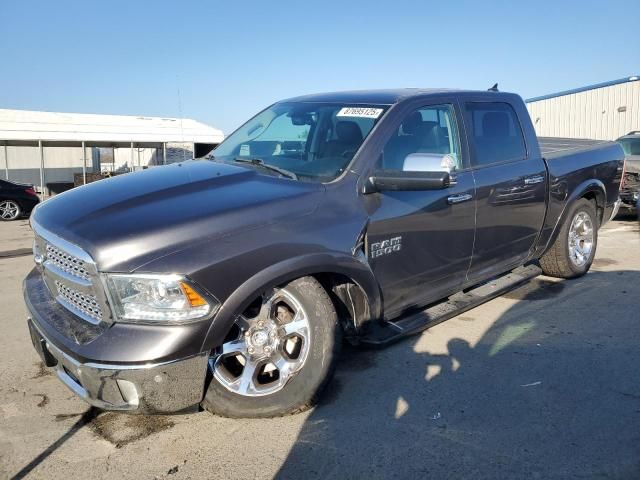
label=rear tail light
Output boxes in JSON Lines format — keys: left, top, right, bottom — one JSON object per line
{"left": 25, "top": 187, "right": 37, "bottom": 196}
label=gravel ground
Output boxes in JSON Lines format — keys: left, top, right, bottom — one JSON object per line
{"left": 0, "top": 214, "right": 639, "bottom": 479}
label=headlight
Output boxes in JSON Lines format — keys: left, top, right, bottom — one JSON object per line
{"left": 103, "top": 273, "right": 216, "bottom": 323}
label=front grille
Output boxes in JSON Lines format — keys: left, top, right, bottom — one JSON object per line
{"left": 55, "top": 280, "right": 103, "bottom": 323}
{"left": 25, "top": 269, "right": 105, "bottom": 344}
{"left": 32, "top": 223, "right": 109, "bottom": 326}
{"left": 45, "top": 243, "right": 90, "bottom": 280}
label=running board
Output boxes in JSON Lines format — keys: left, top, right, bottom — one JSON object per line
{"left": 359, "top": 264, "right": 542, "bottom": 346}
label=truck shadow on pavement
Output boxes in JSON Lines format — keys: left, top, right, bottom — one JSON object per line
{"left": 11, "top": 408, "right": 100, "bottom": 480}
{"left": 276, "top": 270, "right": 640, "bottom": 479}
{"left": 11, "top": 408, "right": 177, "bottom": 479}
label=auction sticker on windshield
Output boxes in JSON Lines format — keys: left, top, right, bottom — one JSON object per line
{"left": 337, "top": 107, "right": 384, "bottom": 119}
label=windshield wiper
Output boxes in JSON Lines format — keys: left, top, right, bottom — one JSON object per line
{"left": 233, "top": 157, "right": 298, "bottom": 180}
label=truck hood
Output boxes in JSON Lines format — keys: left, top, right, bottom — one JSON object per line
{"left": 33, "top": 161, "right": 324, "bottom": 271}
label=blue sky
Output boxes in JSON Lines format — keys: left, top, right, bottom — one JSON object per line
{"left": 0, "top": 0, "right": 638, "bottom": 134}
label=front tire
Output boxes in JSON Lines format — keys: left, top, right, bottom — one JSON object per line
{"left": 540, "top": 198, "right": 598, "bottom": 278}
{"left": 0, "top": 200, "right": 21, "bottom": 221}
{"left": 201, "top": 276, "right": 341, "bottom": 418}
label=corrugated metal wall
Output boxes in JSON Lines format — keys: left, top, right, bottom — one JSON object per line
{"left": 526, "top": 80, "right": 640, "bottom": 140}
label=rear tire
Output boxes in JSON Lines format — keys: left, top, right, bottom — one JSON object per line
{"left": 201, "top": 276, "right": 341, "bottom": 418}
{"left": 539, "top": 198, "right": 598, "bottom": 278}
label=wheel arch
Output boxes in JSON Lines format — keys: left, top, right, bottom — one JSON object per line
{"left": 543, "top": 179, "right": 605, "bottom": 256}
{"left": 199, "top": 252, "right": 382, "bottom": 352}
{"left": 580, "top": 188, "right": 605, "bottom": 225}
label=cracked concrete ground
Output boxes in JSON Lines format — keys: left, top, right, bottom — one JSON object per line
{"left": 1, "top": 214, "right": 639, "bottom": 479}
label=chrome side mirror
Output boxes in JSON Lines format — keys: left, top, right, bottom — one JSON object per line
{"left": 402, "top": 153, "right": 457, "bottom": 173}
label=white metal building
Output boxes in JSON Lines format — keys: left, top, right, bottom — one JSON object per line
{"left": 526, "top": 75, "right": 640, "bottom": 141}
{"left": 0, "top": 109, "right": 224, "bottom": 194}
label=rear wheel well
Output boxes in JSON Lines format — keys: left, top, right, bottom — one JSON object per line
{"left": 581, "top": 191, "right": 604, "bottom": 226}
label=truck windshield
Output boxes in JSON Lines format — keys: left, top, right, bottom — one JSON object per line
{"left": 211, "top": 102, "right": 388, "bottom": 182}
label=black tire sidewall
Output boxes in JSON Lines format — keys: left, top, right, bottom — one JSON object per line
{"left": 561, "top": 199, "right": 598, "bottom": 276}
{"left": 202, "top": 276, "right": 341, "bottom": 418}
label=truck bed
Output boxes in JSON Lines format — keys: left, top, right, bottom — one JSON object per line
{"left": 538, "top": 137, "right": 614, "bottom": 159}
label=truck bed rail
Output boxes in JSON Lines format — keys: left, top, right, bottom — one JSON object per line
{"left": 538, "top": 137, "right": 614, "bottom": 158}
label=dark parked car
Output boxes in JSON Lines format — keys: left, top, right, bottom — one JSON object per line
{"left": 617, "top": 131, "right": 640, "bottom": 210}
{"left": 0, "top": 179, "right": 40, "bottom": 221}
{"left": 24, "top": 89, "right": 624, "bottom": 418}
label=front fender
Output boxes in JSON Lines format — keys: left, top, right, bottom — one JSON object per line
{"left": 199, "top": 252, "right": 382, "bottom": 352}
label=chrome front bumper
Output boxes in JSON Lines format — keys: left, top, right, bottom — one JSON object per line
{"left": 28, "top": 319, "right": 209, "bottom": 413}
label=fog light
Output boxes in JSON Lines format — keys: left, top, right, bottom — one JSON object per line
{"left": 116, "top": 379, "right": 139, "bottom": 407}
{"left": 33, "top": 241, "right": 44, "bottom": 266}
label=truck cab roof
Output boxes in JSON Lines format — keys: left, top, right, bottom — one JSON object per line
{"left": 283, "top": 88, "right": 518, "bottom": 105}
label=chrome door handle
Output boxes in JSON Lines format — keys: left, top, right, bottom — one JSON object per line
{"left": 524, "top": 175, "right": 545, "bottom": 185}
{"left": 447, "top": 193, "right": 473, "bottom": 205}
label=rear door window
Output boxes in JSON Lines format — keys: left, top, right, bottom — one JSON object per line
{"left": 466, "top": 102, "right": 526, "bottom": 166}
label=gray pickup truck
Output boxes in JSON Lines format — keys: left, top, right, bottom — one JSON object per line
{"left": 25, "top": 89, "right": 624, "bottom": 418}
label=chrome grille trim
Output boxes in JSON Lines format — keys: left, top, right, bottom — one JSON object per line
{"left": 45, "top": 243, "right": 90, "bottom": 280}
{"left": 55, "top": 280, "right": 103, "bottom": 324}
{"left": 43, "top": 261, "right": 93, "bottom": 290}
{"left": 31, "top": 219, "right": 112, "bottom": 326}
{"left": 31, "top": 221, "right": 95, "bottom": 266}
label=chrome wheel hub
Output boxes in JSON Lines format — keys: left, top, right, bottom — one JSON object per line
{"left": 568, "top": 211, "right": 594, "bottom": 267}
{"left": 245, "top": 320, "right": 279, "bottom": 357}
{"left": 0, "top": 200, "right": 19, "bottom": 220}
{"left": 210, "top": 287, "right": 311, "bottom": 397}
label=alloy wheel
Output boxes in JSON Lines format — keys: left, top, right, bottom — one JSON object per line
{"left": 0, "top": 200, "right": 20, "bottom": 220}
{"left": 568, "top": 211, "right": 594, "bottom": 267}
{"left": 210, "top": 287, "right": 311, "bottom": 397}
